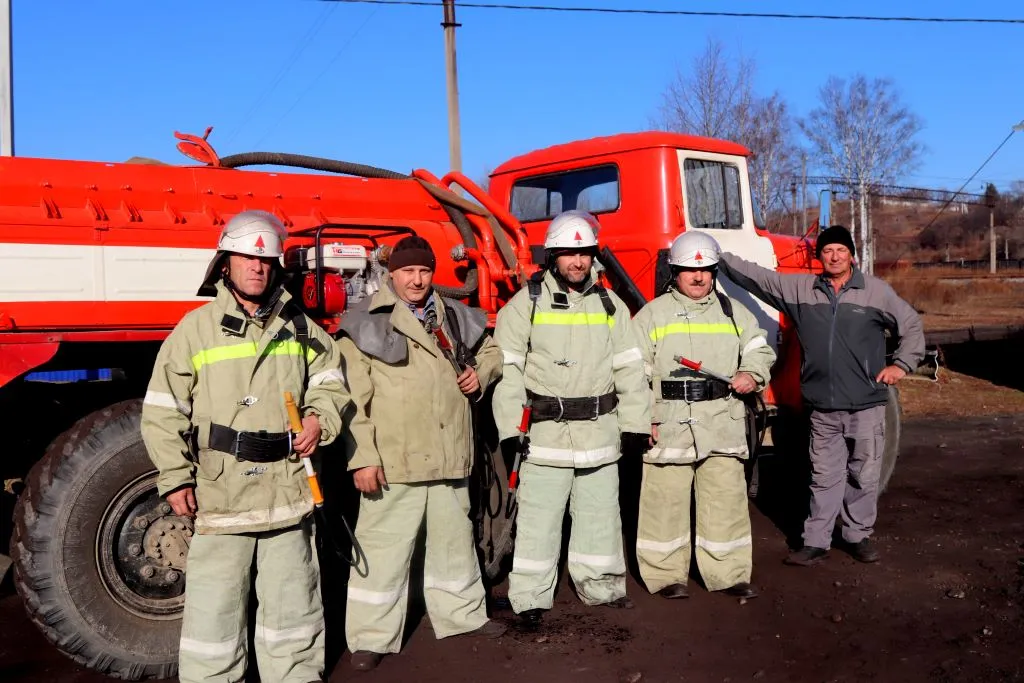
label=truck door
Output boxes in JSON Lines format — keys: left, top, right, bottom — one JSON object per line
{"left": 676, "top": 150, "right": 781, "bottom": 354}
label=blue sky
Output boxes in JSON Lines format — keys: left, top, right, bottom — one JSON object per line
{"left": 10, "top": 1, "right": 1024, "bottom": 194}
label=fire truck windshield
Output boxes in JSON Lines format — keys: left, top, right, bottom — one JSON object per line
{"left": 510, "top": 164, "right": 620, "bottom": 222}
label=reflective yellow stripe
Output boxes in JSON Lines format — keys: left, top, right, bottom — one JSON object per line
{"left": 532, "top": 311, "right": 615, "bottom": 328}
{"left": 191, "top": 340, "right": 316, "bottom": 371}
{"left": 649, "top": 323, "right": 741, "bottom": 341}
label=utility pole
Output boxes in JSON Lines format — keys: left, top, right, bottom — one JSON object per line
{"left": 801, "top": 153, "right": 807, "bottom": 234}
{"left": 790, "top": 182, "right": 797, "bottom": 235}
{"left": 0, "top": 0, "right": 13, "bottom": 156}
{"left": 442, "top": 0, "right": 462, "bottom": 175}
{"left": 990, "top": 205, "right": 996, "bottom": 274}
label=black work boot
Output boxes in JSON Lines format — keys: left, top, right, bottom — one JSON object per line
{"left": 601, "top": 596, "right": 635, "bottom": 609}
{"left": 722, "top": 582, "right": 759, "bottom": 599}
{"left": 783, "top": 546, "right": 828, "bottom": 566}
{"left": 657, "top": 583, "right": 690, "bottom": 599}
{"left": 349, "top": 650, "right": 384, "bottom": 672}
{"left": 519, "top": 608, "right": 545, "bottom": 628}
{"left": 846, "top": 538, "right": 880, "bottom": 563}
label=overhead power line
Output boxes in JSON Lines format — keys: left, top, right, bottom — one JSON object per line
{"left": 321, "top": 0, "right": 1024, "bottom": 25}
{"left": 920, "top": 124, "right": 1024, "bottom": 231}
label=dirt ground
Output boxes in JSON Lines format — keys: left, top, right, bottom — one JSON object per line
{"left": 2, "top": 381, "right": 1023, "bottom": 682}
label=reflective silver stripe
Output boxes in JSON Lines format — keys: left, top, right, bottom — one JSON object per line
{"left": 742, "top": 337, "right": 768, "bottom": 354}
{"left": 197, "top": 501, "right": 311, "bottom": 530}
{"left": 423, "top": 572, "right": 480, "bottom": 593}
{"left": 529, "top": 444, "right": 618, "bottom": 467}
{"left": 347, "top": 584, "right": 406, "bottom": 606}
{"left": 309, "top": 368, "right": 345, "bottom": 386}
{"left": 512, "top": 556, "right": 554, "bottom": 573}
{"left": 695, "top": 535, "right": 752, "bottom": 552}
{"left": 502, "top": 350, "right": 525, "bottom": 370}
{"left": 254, "top": 622, "right": 321, "bottom": 643}
{"left": 645, "top": 446, "right": 697, "bottom": 463}
{"left": 567, "top": 551, "right": 625, "bottom": 569}
{"left": 612, "top": 347, "right": 642, "bottom": 369}
{"left": 636, "top": 536, "right": 690, "bottom": 553}
{"left": 179, "top": 635, "right": 240, "bottom": 657}
{"left": 144, "top": 390, "right": 191, "bottom": 417}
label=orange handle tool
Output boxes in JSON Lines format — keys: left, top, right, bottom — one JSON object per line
{"left": 285, "top": 391, "right": 324, "bottom": 506}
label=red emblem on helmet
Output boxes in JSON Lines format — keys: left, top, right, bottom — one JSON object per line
{"left": 254, "top": 235, "right": 266, "bottom": 251}
{"left": 695, "top": 250, "right": 703, "bottom": 261}
{"left": 573, "top": 231, "right": 582, "bottom": 242}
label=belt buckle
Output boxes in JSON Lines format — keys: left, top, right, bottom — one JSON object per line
{"left": 591, "top": 395, "right": 600, "bottom": 421}
{"left": 555, "top": 396, "right": 565, "bottom": 422}
{"left": 233, "top": 431, "right": 244, "bottom": 462}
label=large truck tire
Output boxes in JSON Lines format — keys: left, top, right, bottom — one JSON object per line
{"left": 879, "top": 385, "right": 902, "bottom": 494}
{"left": 10, "top": 399, "right": 188, "bottom": 680}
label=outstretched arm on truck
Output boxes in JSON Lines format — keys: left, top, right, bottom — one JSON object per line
{"left": 717, "top": 252, "right": 808, "bottom": 320}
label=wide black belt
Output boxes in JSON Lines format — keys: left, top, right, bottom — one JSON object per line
{"left": 208, "top": 423, "right": 291, "bottom": 463}
{"left": 527, "top": 390, "right": 618, "bottom": 422}
{"left": 660, "top": 379, "right": 731, "bottom": 402}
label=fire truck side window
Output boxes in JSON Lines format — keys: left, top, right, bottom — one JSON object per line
{"left": 683, "top": 159, "right": 744, "bottom": 230}
{"left": 511, "top": 165, "right": 620, "bottom": 222}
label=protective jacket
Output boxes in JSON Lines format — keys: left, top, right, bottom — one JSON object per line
{"left": 492, "top": 269, "right": 650, "bottom": 468}
{"left": 141, "top": 282, "right": 348, "bottom": 535}
{"left": 337, "top": 284, "right": 502, "bottom": 483}
{"left": 717, "top": 253, "right": 925, "bottom": 411}
{"left": 633, "top": 287, "right": 775, "bottom": 464}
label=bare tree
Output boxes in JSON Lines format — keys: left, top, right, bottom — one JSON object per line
{"left": 799, "top": 75, "right": 924, "bottom": 273}
{"left": 654, "top": 38, "right": 798, "bottom": 225}
{"left": 745, "top": 94, "right": 798, "bottom": 224}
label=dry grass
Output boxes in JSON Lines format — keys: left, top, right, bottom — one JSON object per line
{"left": 882, "top": 268, "right": 1024, "bottom": 332}
{"left": 898, "top": 368, "right": 1024, "bottom": 418}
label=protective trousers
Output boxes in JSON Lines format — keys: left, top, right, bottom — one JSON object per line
{"left": 636, "top": 457, "right": 752, "bottom": 593}
{"left": 803, "top": 405, "right": 886, "bottom": 548}
{"left": 177, "top": 519, "right": 324, "bottom": 683}
{"left": 508, "top": 461, "right": 626, "bottom": 612}
{"left": 345, "top": 479, "right": 488, "bottom": 654}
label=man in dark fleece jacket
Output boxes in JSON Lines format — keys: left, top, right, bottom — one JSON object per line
{"left": 717, "top": 225, "right": 925, "bottom": 566}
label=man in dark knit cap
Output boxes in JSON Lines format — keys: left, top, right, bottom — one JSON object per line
{"left": 715, "top": 225, "right": 924, "bottom": 567}
{"left": 336, "top": 235, "right": 506, "bottom": 671}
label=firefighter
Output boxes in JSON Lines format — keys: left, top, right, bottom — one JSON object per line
{"left": 492, "top": 210, "right": 651, "bottom": 626}
{"left": 716, "top": 225, "right": 925, "bottom": 566}
{"left": 337, "top": 236, "right": 507, "bottom": 672}
{"left": 632, "top": 231, "right": 775, "bottom": 600}
{"left": 140, "top": 210, "right": 349, "bottom": 683}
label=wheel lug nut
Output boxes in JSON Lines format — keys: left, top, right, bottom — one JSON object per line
{"left": 134, "top": 518, "right": 149, "bottom": 530}
{"left": 165, "top": 570, "right": 179, "bottom": 583}
{"left": 160, "top": 503, "right": 172, "bottom": 514}
{"left": 140, "top": 566, "right": 155, "bottom": 578}
{"left": 128, "top": 544, "right": 142, "bottom": 556}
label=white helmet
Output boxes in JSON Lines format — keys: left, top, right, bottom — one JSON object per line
{"left": 197, "top": 210, "right": 288, "bottom": 296}
{"left": 668, "top": 230, "right": 721, "bottom": 268}
{"left": 543, "top": 210, "right": 600, "bottom": 250}
{"left": 217, "top": 210, "right": 287, "bottom": 258}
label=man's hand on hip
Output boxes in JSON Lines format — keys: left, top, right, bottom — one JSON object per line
{"left": 730, "top": 371, "right": 757, "bottom": 394}
{"left": 353, "top": 466, "right": 388, "bottom": 495}
{"left": 875, "top": 365, "right": 907, "bottom": 385}
{"left": 293, "top": 414, "right": 322, "bottom": 456}
{"left": 166, "top": 487, "right": 197, "bottom": 519}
